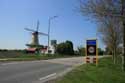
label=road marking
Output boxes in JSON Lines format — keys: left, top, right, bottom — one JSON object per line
{"left": 39, "top": 73, "right": 56, "bottom": 81}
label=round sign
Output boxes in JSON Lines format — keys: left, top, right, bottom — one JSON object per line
{"left": 88, "top": 46, "right": 95, "bottom": 53}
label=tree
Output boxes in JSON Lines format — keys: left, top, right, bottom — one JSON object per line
{"left": 56, "top": 40, "right": 74, "bottom": 55}
{"left": 98, "top": 18, "right": 123, "bottom": 63}
{"left": 65, "top": 41, "right": 74, "bottom": 54}
{"left": 77, "top": 46, "right": 85, "bottom": 56}
{"left": 98, "top": 48, "right": 104, "bottom": 55}
{"left": 79, "top": 0, "right": 123, "bottom": 64}
{"left": 105, "top": 46, "right": 113, "bottom": 55}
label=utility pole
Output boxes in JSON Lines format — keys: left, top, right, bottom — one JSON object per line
{"left": 48, "top": 18, "right": 50, "bottom": 53}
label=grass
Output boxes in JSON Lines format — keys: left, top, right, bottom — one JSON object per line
{"left": 55, "top": 57, "right": 125, "bottom": 83}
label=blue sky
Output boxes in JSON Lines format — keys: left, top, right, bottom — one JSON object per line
{"left": 0, "top": 0, "right": 104, "bottom": 50}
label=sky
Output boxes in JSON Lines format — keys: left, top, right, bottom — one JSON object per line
{"left": 0, "top": 0, "right": 104, "bottom": 50}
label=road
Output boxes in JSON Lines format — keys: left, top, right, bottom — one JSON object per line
{"left": 0, "top": 57, "right": 84, "bottom": 83}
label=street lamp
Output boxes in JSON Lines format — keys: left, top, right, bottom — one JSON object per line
{"left": 48, "top": 16, "right": 58, "bottom": 53}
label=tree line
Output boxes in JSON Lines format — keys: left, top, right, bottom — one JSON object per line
{"left": 55, "top": 40, "right": 104, "bottom": 56}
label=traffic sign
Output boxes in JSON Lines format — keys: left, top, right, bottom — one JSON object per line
{"left": 85, "top": 39, "right": 98, "bottom": 65}
{"left": 86, "top": 40, "right": 97, "bottom": 55}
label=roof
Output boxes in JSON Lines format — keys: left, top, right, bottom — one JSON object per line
{"left": 41, "top": 48, "right": 47, "bottom": 51}
{"left": 26, "top": 48, "right": 36, "bottom": 51}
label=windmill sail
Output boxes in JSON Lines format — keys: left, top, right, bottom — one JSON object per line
{"left": 38, "top": 32, "right": 48, "bottom": 36}
{"left": 24, "top": 28, "right": 35, "bottom": 32}
{"left": 36, "top": 20, "right": 39, "bottom": 32}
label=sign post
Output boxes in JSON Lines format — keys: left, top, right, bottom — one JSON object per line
{"left": 86, "top": 39, "right": 98, "bottom": 66}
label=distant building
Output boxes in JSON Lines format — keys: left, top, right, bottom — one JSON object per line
{"left": 41, "top": 46, "right": 48, "bottom": 54}
{"left": 41, "top": 40, "right": 57, "bottom": 54}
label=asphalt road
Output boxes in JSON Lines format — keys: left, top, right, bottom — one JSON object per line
{"left": 0, "top": 57, "right": 84, "bottom": 83}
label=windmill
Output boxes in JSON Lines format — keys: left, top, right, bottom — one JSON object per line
{"left": 25, "top": 20, "right": 48, "bottom": 51}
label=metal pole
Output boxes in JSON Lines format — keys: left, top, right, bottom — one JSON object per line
{"left": 48, "top": 18, "right": 50, "bottom": 53}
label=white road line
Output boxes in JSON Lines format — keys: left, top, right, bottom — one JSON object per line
{"left": 39, "top": 73, "right": 56, "bottom": 81}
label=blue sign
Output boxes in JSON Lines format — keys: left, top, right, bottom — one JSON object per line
{"left": 87, "top": 40, "right": 96, "bottom": 45}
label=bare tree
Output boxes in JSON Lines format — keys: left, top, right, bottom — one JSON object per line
{"left": 79, "top": 0, "right": 123, "bottom": 64}
{"left": 98, "top": 18, "right": 123, "bottom": 63}
{"left": 80, "top": 0, "right": 121, "bottom": 22}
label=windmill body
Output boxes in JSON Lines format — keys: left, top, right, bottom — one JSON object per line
{"left": 25, "top": 21, "right": 48, "bottom": 53}
{"left": 31, "top": 32, "right": 39, "bottom": 45}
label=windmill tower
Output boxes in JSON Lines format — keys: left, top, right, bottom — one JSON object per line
{"left": 25, "top": 20, "right": 48, "bottom": 49}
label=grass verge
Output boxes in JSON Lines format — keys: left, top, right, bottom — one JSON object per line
{"left": 55, "top": 57, "right": 125, "bottom": 83}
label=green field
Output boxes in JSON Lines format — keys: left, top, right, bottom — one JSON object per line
{"left": 55, "top": 57, "right": 125, "bottom": 83}
{"left": 0, "top": 51, "right": 81, "bottom": 61}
